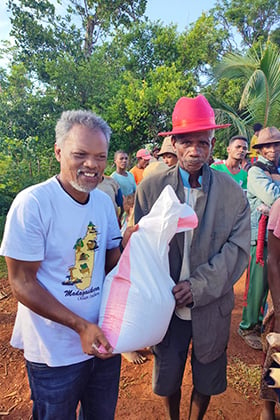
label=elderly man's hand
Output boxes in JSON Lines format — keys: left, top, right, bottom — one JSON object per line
{"left": 172, "top": 281, "right": 193, "bottom": 308}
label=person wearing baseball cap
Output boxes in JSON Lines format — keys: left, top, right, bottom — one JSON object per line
{"left": 238, "top": 127, "right": 280, "bottom": 351}
{"left": 134, "top": 95, "right": 250, "bottom": 419}
{"left": 130, "top": 148, "right": 152, "bottom": 185}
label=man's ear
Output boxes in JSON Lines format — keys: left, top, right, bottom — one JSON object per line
{"left": 210, "top": 137, "right": 216, "bottom": 151}
{"left": 54, "top": 143, "right": 61, "bottom": 162}
{"left": 171, "top": 136, "right": 177, "bottom": 152}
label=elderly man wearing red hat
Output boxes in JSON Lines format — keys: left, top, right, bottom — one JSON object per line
{"left": 130, "top": 148, "right": 152, "bottom": 185}
{"left": 134, "top": 95, "right": 251, "bottom": 419}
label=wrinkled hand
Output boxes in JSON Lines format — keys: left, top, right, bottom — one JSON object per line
{"left": 79, "top": 322, "right": 114, "bottom": 359}
{"left": 172, "top": 281, "right": 193, "bottom": 308}
{"left": 122, "top": 224, "right": 139, "bottom": 248}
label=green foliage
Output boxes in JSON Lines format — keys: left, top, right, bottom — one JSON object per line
{"left": 2, "top": 0, "right": 279, "bottom": 217}
{"left": 213, "top": 0, "right": 280, "bottom": 47}
{"left": 7, "top": 0, "right": 147, "bottom": 67}
{"left": 0, "top": 256, "right": 7, "bottom": 278}
{"left": 106, "top": 64, "right": 196, "bottom": 153}
{"left": 203, "top": 77, "right": 247, "bottom": 159}
{"left": 0, "top": 62, "right": 61, "bottom": 150}
{"left": 270, "top": 28, "right": 280, "bottom": 47}
{"left": 213, "top": 42, "right": 280, "bottom": 127}
{"left": 0, "top": 136, "right": 59, "bottom": 214}
{"left": 109, "top": 21, "right": 182, "bottom": 77}
{"left": 178, "top": 13, "right": 230, "bottom": 77}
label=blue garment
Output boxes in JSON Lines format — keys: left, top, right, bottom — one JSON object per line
{"left": 26, "top": 355, "right": 121, "bottom": 420}
{"left": 179, "top": 167, "right": 202, "bottom": 188}
{"left": 116, "top": 187, "right": 123, "bottom": 208}
{"left": 247, "top": 155, "right": 280, "bottom": 242}
{"left": 111, "top": 171, "right": 136, "bottom": 196}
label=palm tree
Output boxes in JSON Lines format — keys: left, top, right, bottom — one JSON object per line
{"left": 212, "top": 42, "right": 280, "bottom": 128}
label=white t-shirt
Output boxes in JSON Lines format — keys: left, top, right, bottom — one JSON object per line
{"left": 0, "top": 177, "right": 121, "bottom": 366}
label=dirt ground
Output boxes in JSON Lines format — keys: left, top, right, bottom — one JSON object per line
{"left": 1, "top": 272, "right": 280, "bottom": 419}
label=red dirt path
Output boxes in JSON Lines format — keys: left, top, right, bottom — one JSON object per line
{"left": 1, "top": 272, "right": 280, "bottom": 419}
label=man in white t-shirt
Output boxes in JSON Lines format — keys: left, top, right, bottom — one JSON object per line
{"left": 0, "top": 110, "right": 136, "bottom": 420}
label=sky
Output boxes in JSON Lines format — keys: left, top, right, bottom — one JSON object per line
{"left": 145, "top": 0, "right": 215, "bottom": 31}
{"left": 0, "top": 0, "right": 215, "bottom": 43}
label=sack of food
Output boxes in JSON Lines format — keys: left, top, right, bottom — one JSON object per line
{"left": 98, "top": 185, "right": 198, "bottom": 353}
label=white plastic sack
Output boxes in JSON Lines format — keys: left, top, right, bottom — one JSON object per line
{"left": 98, "top": 184, "right": 198, "bottom": 354}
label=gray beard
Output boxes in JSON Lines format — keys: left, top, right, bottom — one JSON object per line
{"left": 69, "top": 180, "right": 96, "bottom": 193}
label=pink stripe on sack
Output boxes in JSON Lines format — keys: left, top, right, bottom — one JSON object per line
{"left": 100, "top": 241, "right": 132, "bottom": 350}
{"left": 177, "top": 214, "right": 198, "bottom": 230}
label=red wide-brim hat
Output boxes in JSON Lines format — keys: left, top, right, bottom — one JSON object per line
{"left": 158, "top": 95, "right": 230, "bottom": 136}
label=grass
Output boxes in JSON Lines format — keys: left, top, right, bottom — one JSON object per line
{"left": 0, "top": 214, "right": 7, "bottom": 278}
{"left": 227, "top": 356, "right": 261, "bottom": 400}
{"left": 0, "top": 256, "right": 8, "bottom": 278}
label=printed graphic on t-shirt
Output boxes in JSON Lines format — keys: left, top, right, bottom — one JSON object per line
{"left": 62, "top": 222, "right": 99, "bottom": 290}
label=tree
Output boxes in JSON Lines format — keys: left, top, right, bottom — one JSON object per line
{"left": 0, "top": 62, "right": 60, "bottom": 150}
{"left": 7, "top": 0, "right": 147, "bottom": 66}
{"left": 96, "top": 19, "right": 231, "bottom": 153}
{"left": 177, "top": 13, "right": 230, "bottom": 79}
{"left": 107, "top": 21, "right": 182, "bottom": 78}
{"left": 202, "top": 77, "right": 245, "bottom": 158}
{"left": 213, "top": 42, "right": 280, "bottom": 128}
{"left": 109, "top": 17, "right": 230, "bottom": 85}
{"left": 105, "top": 64, "right": 196, "bottom": 153}
{"left": 0, "top": 2, "right": 243, "bottom": 170}
{"left": 212, "top": 0, "right": 280, "bottom": 47}
{"left": 0, "top": 62, "right": 60, "bottom": 203}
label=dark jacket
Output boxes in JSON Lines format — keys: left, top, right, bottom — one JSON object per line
{"left": 134, "top": 163, "right": 250, "bottom": 363}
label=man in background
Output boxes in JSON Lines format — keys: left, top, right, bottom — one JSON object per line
{"left": 130, "top": 148, "right": 152, "bottom": 184}
{"left": 238, "top": 127, "right": 280, "bottom": 350}
{"left": 97, "top": 173, "right": 124, "bottom": 223}
{"left": 157, "top": 136, "right": 178, "bottom": 167}
{"left": 111, "top": 150, "right": 136, "bottom": 197}
{"left": 211, "top": 135, "right": 248, "bottom": 190}
{"left": 150, "top": 145, "right": 161, "bottom": 162}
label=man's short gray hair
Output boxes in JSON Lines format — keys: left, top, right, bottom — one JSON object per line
{"left": 55, "top": 110, "right": 112, "bottom": 146}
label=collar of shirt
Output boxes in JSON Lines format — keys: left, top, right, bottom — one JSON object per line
{"left": 179, "top": 167, "right": 202, "bottom": 188}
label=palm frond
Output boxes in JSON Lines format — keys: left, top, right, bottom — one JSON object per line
{"left": 214, "top": 52, "right": 259, "bottom": 80}
{"left": 206, "top": 93, "right": 251, "bottom": 137}
{"left": 213, "top": 42, "right": 280, "bottom": 128}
